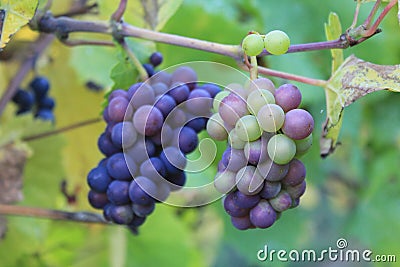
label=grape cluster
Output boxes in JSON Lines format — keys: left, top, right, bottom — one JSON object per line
{"left": 208, "top": 78, "right": 313, "bottom": 230}
{"left": 87, "top": 57, "right": 220, "bottom": 232}
{"left": 11, "top": 76, "right": 55, "bottom": 122}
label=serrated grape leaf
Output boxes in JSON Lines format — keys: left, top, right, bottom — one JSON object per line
{"left": 321, "top": 12, "right": 344, "bottom": 157}
{"left": 0, "top": 0, "right": 39, "bottom": 50}
{"left": 321, "top": 55, "right": 400, "bottom": 157}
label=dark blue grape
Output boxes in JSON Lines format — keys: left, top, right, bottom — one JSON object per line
{"left": 109, "top": 205, "right": 134, "bottom": 224}
{"left": 129, "top": 176, "right": 158, "bottom": 205}
{"left": 166, "top": 170, "right": 186, "bottom": 188}
{"left": 88, "top": 190, "right": 109, "bottom": 209}
{"left": 133, "top": 105, "right": 163, "bottom": 136}
{"left": 30, "top": 76, "right": 50, "bottom": 99}
{"left": 185, "top": 117, "right": 206, "bottom": 133}
{"left": 223, "top": 192, "right": 249, "bottom": 217}
{"left": 186, "top": 89, "right": 212, "bottom": 116}
{"left": 281, "top": 159, "right": 306, "bottom": 186}
{"left": 38, "top": 96, "right": 55, "bottom": 110}
{"left": 150, "top": 52, "right": 163, "bottom": 67}
{"left": 12, "top": 89, "right": 35, "bottom": 109}
{"left": 128, "top": 215, "right": 147, "bottom": 228}
{"left": 107, "top": 180, "right": 131, "bottom": 205}
{"left": 97, "top": 158, "right": 108, "bottom": 167}
{"left": 159, "top": 147, "right": 186, "bottom": 175}
{"left": 35, "top": 109, "right": 55, "bottom": 122}
{"left": 111, "top": 122, "right": 137, "bottom": 149}
{"left": 171, "top": 66, "right": 197, "bottom": 90}
{"left": 178, "top": 126, "right": 198, "bottom": 154}
{"left": 168, "top": 83, "right": 190, "bottom": 104}
{"left": 199, "top": 83, "right": 221, "bottom": 98}
{"left": 103, "top": 107, "right": 111, "bottom": 123}
{"left": 154, "top": 94, "right": 176, "bottom": 118}
{"left": 106, "top": 152, "right": 136, "bottom": 180}
{"left": 127, "top": 82, "right": 143, "bottom": 100}
{"left": 98, "top": 132, "right": 121, "bottom": 157}
{"left": 103, "top": 204, "right": 113, "bottom": 221}
{"left": 87, "top": 166, "right": 112, "bottom": 193}
{"left": 232, "top": 191, "right": 260, "bottom": 209}
{"left": 259, "top": 181, "right": 281, "bottom": 199}
{"left": 143, "top": 63, "right": 155, "bottom": 77}
{"left": 132, "top": 201, "right": 155, "bottom": 217}
{"left": 139, "top": 157, "right": 166, "bottom": 181}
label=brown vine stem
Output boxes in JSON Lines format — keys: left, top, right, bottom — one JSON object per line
{"left": 0, "top": 204, "right": 110, "bottom": 224}
{"left": 256, "top": 65, "right": 327, "bottom": 87}
{"left": 111, "top": 0, "right": 128, "bottom": 22}
{"left": 365, "top": 0, "right": 397, "bottom": 36}
{"left": 60, "top": 38, "right": 115, "bottom": 47}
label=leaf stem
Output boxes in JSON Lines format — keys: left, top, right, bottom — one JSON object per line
{"left": 120, "top": 40, "right": 149, "bottom": 81}
{"left": 256, "top": 65, "right": 327, "bottom": 87}
{"left": 0, "top": 204, "right": 110, "bottom": 224}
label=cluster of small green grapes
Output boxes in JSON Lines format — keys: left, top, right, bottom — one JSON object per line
{"left": 242, "top": 30, "right": 290, "bottom": 56}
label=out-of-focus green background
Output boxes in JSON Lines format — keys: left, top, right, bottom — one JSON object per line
{"left": 0, "top": 0, "right": 399, "bottom": 266}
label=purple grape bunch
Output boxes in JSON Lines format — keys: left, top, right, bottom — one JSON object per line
{"left": 208, "top": 79, "right": 313, "bottom": 230}
{"left": 87, "top": 53, "right": 221, "bottom": 232}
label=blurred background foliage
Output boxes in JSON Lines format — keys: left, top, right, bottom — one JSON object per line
{"left": 0, "top": 0, "right": 399, "bottom": 266}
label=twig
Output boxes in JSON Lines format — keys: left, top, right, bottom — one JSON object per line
{"left": 22, "top": 117, "right": 102, "bottom": 142}
{"left": 364, "top": 0, "right": 397, "bottom": 36}
{"left": 111, "top": 0, "right": 127, "bottom": 22}
{"left": 256, "top": 65, "right": 327, "bottom": 87}
{"left": 54, "top": 2, "right": 98, "bottom": 17}
{"left": 351, "top": 0, "right": 362, "bottom": 29}
{"left": 0, "top": 204, "right": 110, "bottom": 224}
{"left": 363, "top": 0, "right": 381, "bottom": 28}
{"left": 60, "top": 38, "right": 115, "bottom": 47}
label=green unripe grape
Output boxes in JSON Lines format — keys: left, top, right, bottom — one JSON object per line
{"left": 235, "top": 115, "right": 262, "bottom": 142}
{"left": 242, "top": 34, "right": 264, "bottom": 56}
{"left": 207, "top": 113, "right": 228, "bottom": 141}
{"left": 267, "top": 134, "right": 296, "bottom": 164}
{"left": 295, "top": 134, "right": 313, "bottom": 157}
{"left": 246, "top": 89, "right": 275, "bottom": 115}
{"left": 228, "top": 128, "right": 246, "bottom": 149}
{"left": 257, "top": 104, "right": 285, "bottom": 132}
{"left": 213, "top": 90, "right": 230, "bottom": 112}
{"left": 264, "top": 30, "right": 290, "bottom": 55}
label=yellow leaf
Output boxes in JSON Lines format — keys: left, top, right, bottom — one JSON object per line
{"left": 0, "top": 0, "right": 38, "bottom": 49}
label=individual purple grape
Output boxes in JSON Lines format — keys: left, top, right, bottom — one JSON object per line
{"left": 132, "top": 200, "right": 155, "bottom": 217}
{"left": 103, "top": 108, "right": 111, "bottom": 123}
{"left": 129, "top": 176, "right": 158, "bottom": 205}
{"left": 171, "top": 66, "right": 197, "bottom": 90}
{"left": 38, "top": 96, "right": 55, "bottom": 110}
{"left": 222, "top": 147, "right": 248, "bottom": 173}
{"left": 244, "top": 138, "right": 268, "bottom": 165}
{"left": 259, "top": 181, "right": 281, "bottom": 199}
{"left": 165, "top": 108, "right": 187, "bottom": 129}
{"left": 106, "top": 153, "right": 136, "bottom": 180}
{"left": 107, "top": 180, "right": 131, "bottom": 205}
{"left": 139, "top": 157, "right": 166, "bottom": 181}
{"left": 109, "top": 89, "right": 128, "bottom": 101}
{"left": 97, "top": 158, "right": 108, "bottom": 167}
{"left": 200, "top": 83, "right": 221, "bottom": 98}
{"left": 111, "top": 122, "right": 137, "bottom": 148}
{"left": 285, "top": 180, "right": 306, "bottom": 199}
{"left": 159, "top": 146, "right": 187, "bottom": 174}
{"left": 12, "top": 89, "right": 35, "bottom": 109}
{"left": 291, "top": 198, "right": 300, "bottom": 208}
{"left": 133, "top": 105, "right": 164, "bottom": 136}
{"left": 108, "top": 96, "right": 129, "bottom": 122}
{"left": 224, "top": 193, "right": 249, "bottom": 217}
{"left": 130, "top": 83, "right": 155, "bottom": 109}
{"left": 143, "top": 63, "right": 155, "bottom": 77}
{"left": 35, "top": 109, "right": 54, "bottom": 122}
{"left": 235, "top": 165, "right": 264, "bottom": 195}
{"left": 249, "top": 200, "right": 277, "bottom": 228}
{"left": 166, "top": 170, "right": 186, "bottom": 190}
{"left": 269, "top": 191, "right": 292, "bottom": 212}
{"left": 98, "top": 132, "right": 121, "bottom": 156}
{"left": 154, "top": 94, "right": 176, "bottom": 118}
{"left": 109, "top": 204, "right": 134, "bottom": 224}
{"left": 30, "top": 76, "right": 50, "bottom": 99}
{"left": 282, "top": 109, "right": 314, "bottom": 140}
{"left": 168, "top": 83, "right": 190, "bottom": 104}
{"left": 88, "top": 190, "right": 109, "bottom": 209}
{"left": 87, "top": 166, "right": 112, "bottom": 193}
{"left": 281, "top": 159, "right": 306, "bottom": 186}
{"left": 150, "top": 71, "right": 172, "bottom": 87}
{"left": 151, "top": 123, "right": 172, "bottom": 146}
{"left": 150, "top": 52, "right": 163, "bottom": 67}
{"left": 128, "top": 215, "right": 147, "bottom": 228}
{"left": 125, "top": 138, "right": 156, "bottom": 164}
{"left": 127, "top": 82, "right": 143, "bottom": 100}
{"left": 152, "top": 82, "right": 169, "bottom": 96}
{"left": 185, "top": 117, "right": 206, "bottom": 133}
{"left": 257, "top": 159, "right": 289, "bottom": 182}
{"left": 103, "top": 204, "right": 113, "bottom": 221}
{"left": 219, "top": 93, "right": 249, "bottom": 126}
{"left": 178, "top": 126, "right": 198, "bottom": 154}
{"left": 231, "top": 215, "right": 253, "bottom": 230}
{"left": 185, "top": 89, "right": 212, "bottom": 115}
{"left": 232, "top": 191, "right": 260, "bottom": 209}
{"left": 247, "top": 77, "right": 275, "bottom": 94}
{"left": 274, "top": 84, "right": 302, "bottom": 112}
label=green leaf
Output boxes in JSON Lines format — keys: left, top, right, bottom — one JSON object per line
{"left": 0, "top": 0, "right": 39, "bottom": 49}
{"left": 321, "top": 55, "right": 400, "bottom": 157}
{"left": 321, "top": 12, "right": 344, "bottom": 157}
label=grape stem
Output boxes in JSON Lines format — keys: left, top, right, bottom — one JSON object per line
{"left": 249, "top": 56, "right": 258, "bottom": 80}
{"left": 119, "top": 40, "right": 149, "bottom": 81}
{"left": 0, "top": 204, "right": 111, "bottom": 224}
